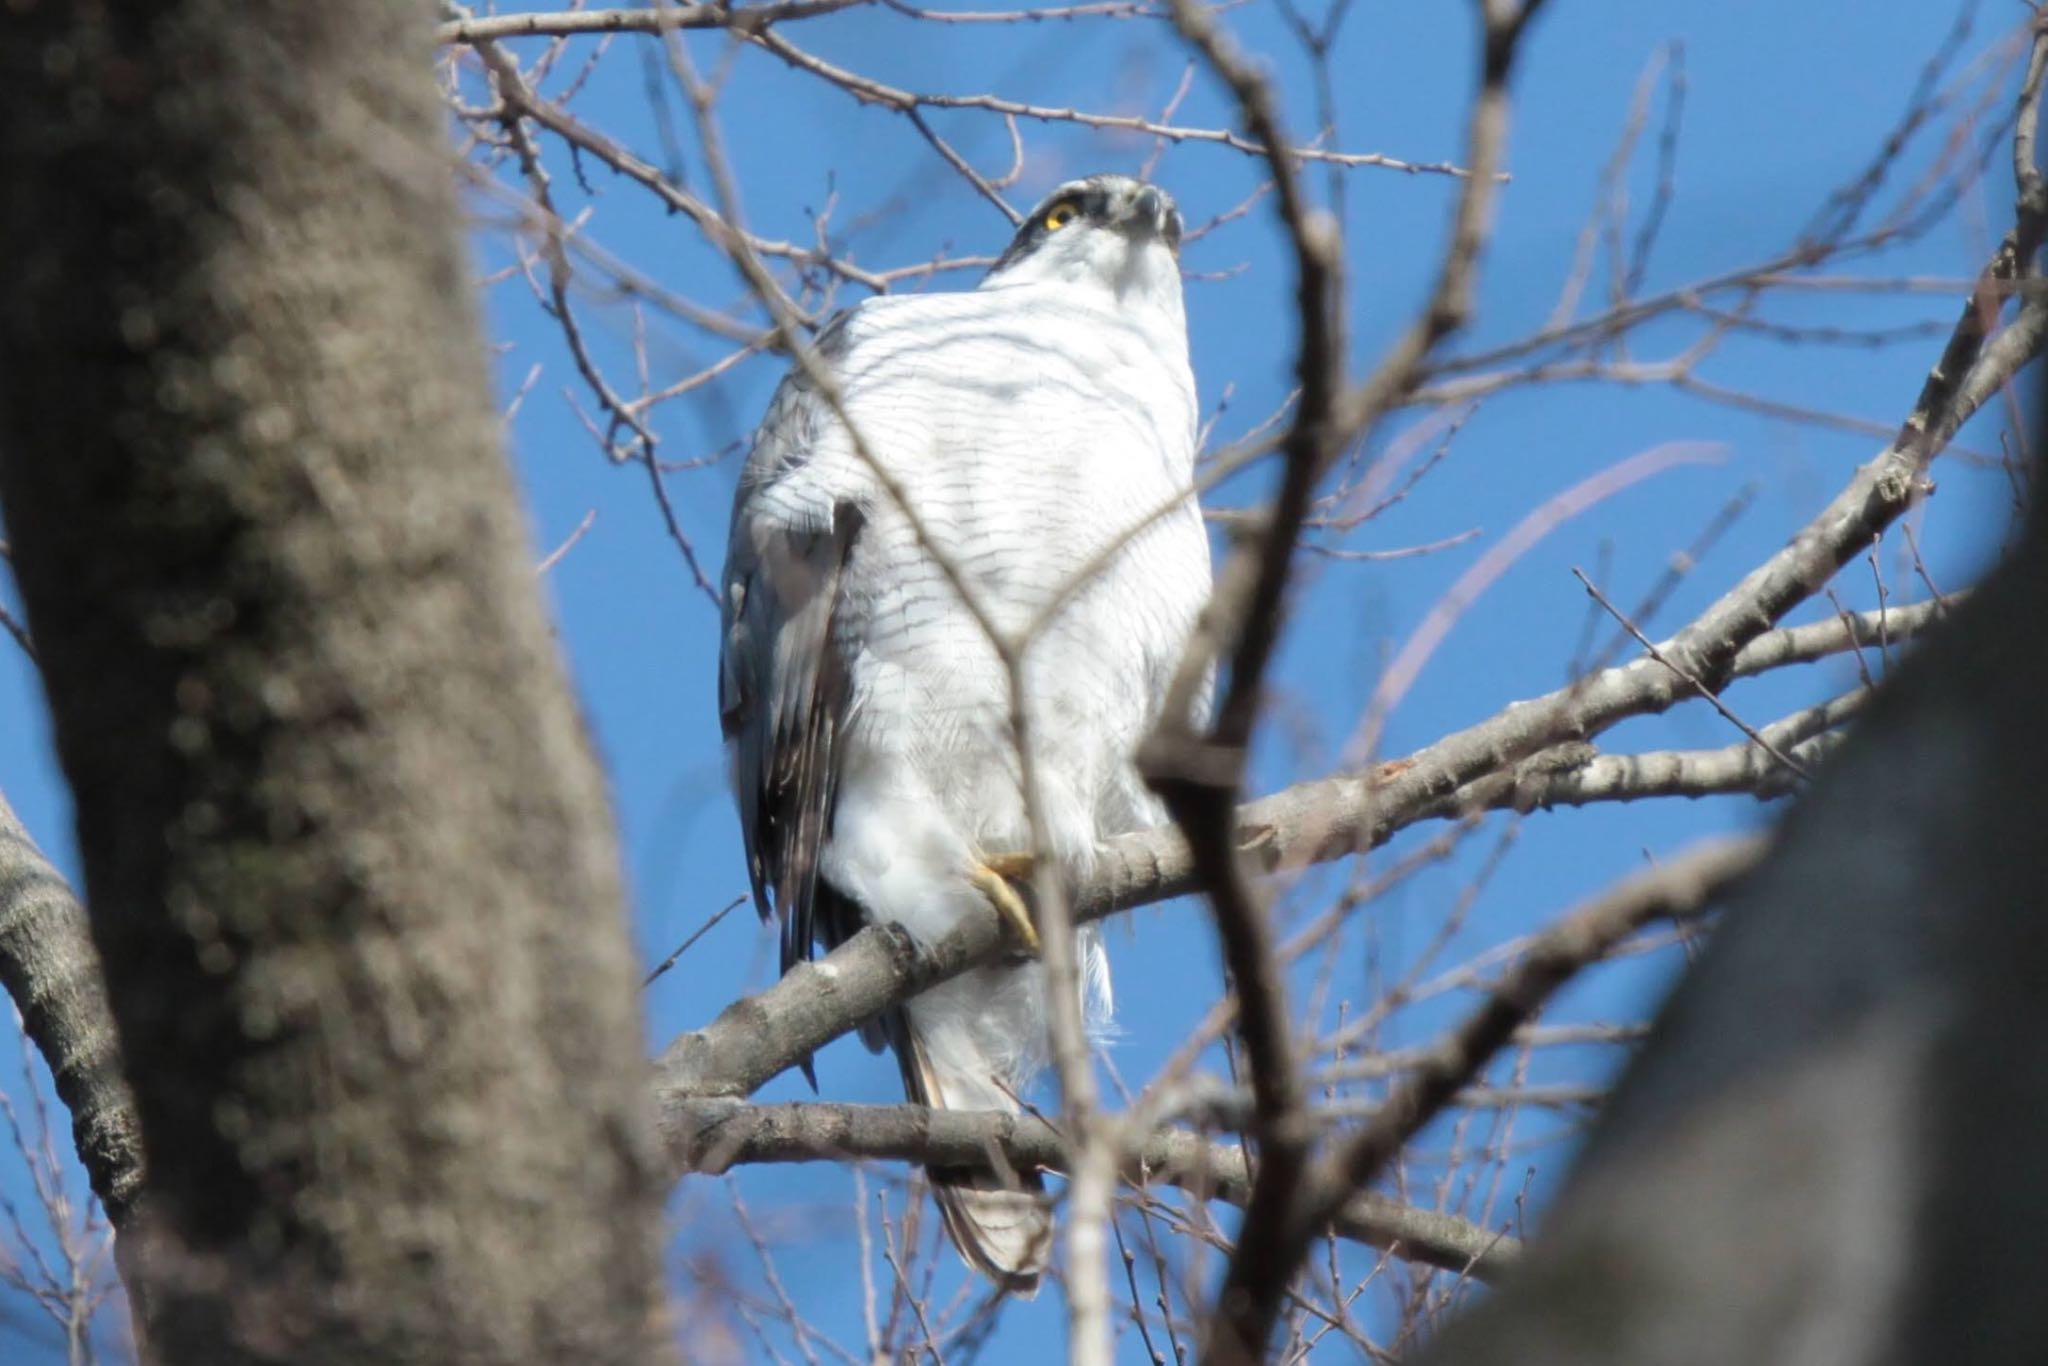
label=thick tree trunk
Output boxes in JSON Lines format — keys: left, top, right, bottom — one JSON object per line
{"left": 0, "top": 4, "right": 670, "bottom": 1362}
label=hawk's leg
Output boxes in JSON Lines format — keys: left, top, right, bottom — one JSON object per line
{"left": 969, "top": 854, "right": 1039, "bottom": 953}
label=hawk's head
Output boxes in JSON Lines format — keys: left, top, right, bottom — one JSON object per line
{"left": 984, "top": 175, "right": 1183, "bottom": 310}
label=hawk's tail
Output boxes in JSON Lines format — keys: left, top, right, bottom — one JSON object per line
{"left": 897, "top": 1021, "right": 1051, "bottom": 1294}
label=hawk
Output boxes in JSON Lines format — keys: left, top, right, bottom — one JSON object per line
{"left": 719, "top": 175, "right": 1209, "bottom": 1289}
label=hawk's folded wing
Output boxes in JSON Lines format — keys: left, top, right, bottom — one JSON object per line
{"left": 718, "top": 367, "right": 866, "bottom": 981}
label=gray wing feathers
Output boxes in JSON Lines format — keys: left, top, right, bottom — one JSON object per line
{"left": 719, "top": 375, "right": 865, "bottom": 978}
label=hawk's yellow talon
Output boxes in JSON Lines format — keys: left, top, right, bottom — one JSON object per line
{"left": 970, "top": 861, "right": 1039, "bottom": 953}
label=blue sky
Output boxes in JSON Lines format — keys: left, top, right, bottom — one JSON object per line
{"left": 0, "top": 1, "right": 2030, "bottom": 1360}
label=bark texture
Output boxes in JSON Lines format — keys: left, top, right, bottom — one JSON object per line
{"left": 0, "top": 793, "right": 143, "bottom": 1225}
{"left": 0, "top": 4, "right": 669, "bottom": 1361}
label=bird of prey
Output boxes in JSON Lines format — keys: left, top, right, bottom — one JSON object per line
{"left": 719, "top": 174, "right": 1209, "bottom": 1289}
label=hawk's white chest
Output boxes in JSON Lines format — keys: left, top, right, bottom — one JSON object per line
{"left": 805, "top": 280, "right": 1208, "bottom": 935}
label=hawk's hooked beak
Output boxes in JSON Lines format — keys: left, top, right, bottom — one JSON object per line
{"left": 1116, "top": 184, "right": 1184, "bottom": 255}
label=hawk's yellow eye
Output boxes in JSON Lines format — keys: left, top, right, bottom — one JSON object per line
{"left": 1043, "top": 203, "right": 1077, "bottom": 231}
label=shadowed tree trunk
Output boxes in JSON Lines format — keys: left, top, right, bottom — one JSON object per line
{"left": 0, "top": 3, "right": 671, "bottom": 1362}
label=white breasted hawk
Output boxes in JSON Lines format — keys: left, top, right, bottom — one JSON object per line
{"left": 719, "top": 175, "right": 1209, "bottom": 1289}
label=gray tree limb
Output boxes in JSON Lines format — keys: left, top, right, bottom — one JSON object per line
{"left": 0, "top": 794, "right": 143, "bottom": 1226}
{"left": 437, "top": 0, "right": 862, "bottom": 45}
{"left": 1726, "top": 598, "right": 1947, "bottom": 680}
{"left": 664, "top": 1096, "right": 1521, "bottom": 1281}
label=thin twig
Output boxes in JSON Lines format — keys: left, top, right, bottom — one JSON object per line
{"left": 644, "top": 895, "right": 749, "bottom": 988}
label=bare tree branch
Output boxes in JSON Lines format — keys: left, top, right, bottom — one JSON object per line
{"left": 1726, "top": 598, "right": 1948, "bottom": 677}
{"left": 0, "top": 603, "right": 31, "bottom": 664}
{"left": 439, "top": 1, "right": 865, "bottom": 46}
{"left": 1436, "top": 730, "right": 1845, "bottom": 816}
{"left": 1152, "top": 836, "right": 1761, "bottom": 1361}
{"left": 743, "top": 24, "right": 1472, "bottom": 176}
{"left": 662, "top": 1096, "right": 1522, "bottom": 1282}
{"left": 1303, "top": 834, "right": 1763, "bottom": 1227}
{"left": 0, "top": 793, "right": 142, "bottom": 1229}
